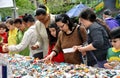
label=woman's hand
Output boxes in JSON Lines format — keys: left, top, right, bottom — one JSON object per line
{"left": 73, "top": 45, "right": 83, "bottom": 52}
{"left": 73, "top": 45, "right": 86, "bottom": 56}
{"left": 78, "top": 46, "right": 86, "bottom": 53}
{"left": 72, "top": 46, "right": 79, "bottom": 52}
{"left": 43, "top": 51, "right": 56, "bottom": 62}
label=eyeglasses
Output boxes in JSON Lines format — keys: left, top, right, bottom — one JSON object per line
{"left": 110, "top": 39, "right": 120, "bottom": 43}
{"left": 59, "top": 24, "right": 65, "bottom": 28}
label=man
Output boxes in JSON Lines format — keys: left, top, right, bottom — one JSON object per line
{"left": 14, "top": 18, "right": 29, "bottom": 56}
{"left": 32, "top": 7, "right": 56, "bottom": 57}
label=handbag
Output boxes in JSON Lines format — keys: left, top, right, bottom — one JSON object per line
{"left": 77, "top": 25, "right": 88, "bottom": 65}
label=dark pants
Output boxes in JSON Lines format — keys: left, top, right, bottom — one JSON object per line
{"left": 33, "top": 52, "right": 43, "bottom": 59}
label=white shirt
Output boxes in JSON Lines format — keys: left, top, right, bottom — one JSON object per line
{"left": 8, "top": 25, "right": 42, "bottom": 56}
{"left": 35, "top": 14, "right": 56, "bottom": 57}
{"left": 35, "top": 20, "right": 48, "bottom": 57}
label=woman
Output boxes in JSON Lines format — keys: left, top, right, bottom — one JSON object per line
{"left": 44, "top": 14, "right": 87, "bottom": 64}
{"left": 6, "top": 18, "right": 18, "bottom": 54}
{"left": 46, "top": 22, "right": 64, "bottom": 62}
{"left": 76, "top": 8, "right": 111, "bottom": 67}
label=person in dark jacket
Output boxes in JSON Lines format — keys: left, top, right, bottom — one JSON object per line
{"left": 75, "top": 8, "right": 111, "bottom": 68}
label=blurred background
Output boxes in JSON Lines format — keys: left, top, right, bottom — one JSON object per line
{"left": 0, "top": 0, "right": 120, "bottom": 21}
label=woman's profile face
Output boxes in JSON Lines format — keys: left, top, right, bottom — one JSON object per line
{"left": 56, "top": 21, "right": 69, "bottom": 32}
{"left": 6, "top": 23, "right": 15, "bottom": 30}
{"left": 79, "top": 18, "right": 86, "bottom": 26}
{"left": 79, "top": 18, "right": 91, "bottom": 28}
{"left": 49, "top": 28, "right": 56, "bottom": 37}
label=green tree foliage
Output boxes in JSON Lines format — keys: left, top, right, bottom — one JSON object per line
{"left": 45, "top": 0, "right": 82, "bottom": 14}
{"left": 0, "top": 8, "right": 12, "bottom": 21}
{"left": 16, "top": 0, "right": 35, "bottom": 15}
{"left": 0, "top": 0, "right": 35, "bottom": 21}
{"left": 0, "top": 0, "right": 108, "bottom": 21}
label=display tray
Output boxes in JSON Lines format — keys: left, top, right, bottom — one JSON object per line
{"left": 1, "top": 54, "right": 120, "bottom": 78}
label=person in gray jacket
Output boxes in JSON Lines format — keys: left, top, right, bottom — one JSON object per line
{"left": 74, "top": 8, "right": 111, "bottom": 68}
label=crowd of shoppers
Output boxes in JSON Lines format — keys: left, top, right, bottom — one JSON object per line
{"left": 0, "top": 4, "right": 120, "bottom": 69}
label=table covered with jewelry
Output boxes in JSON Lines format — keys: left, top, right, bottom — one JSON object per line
{"left": 0, "top": 53, "right": 120, "bottom": 78}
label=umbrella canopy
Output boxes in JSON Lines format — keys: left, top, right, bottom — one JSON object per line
{"left": 66, "top": 4, "right": 88, "bottom": 18}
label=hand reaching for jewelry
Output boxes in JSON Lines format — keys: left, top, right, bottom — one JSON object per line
{"left": 43, "top": 51, "right": 56, "bottom": 62}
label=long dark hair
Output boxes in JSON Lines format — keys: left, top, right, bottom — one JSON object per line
{"left": 48, "top": 22, "right": 60, "bottom": 45}
{"left": 55, "top": 14, "right": 75, "bottom": 31}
